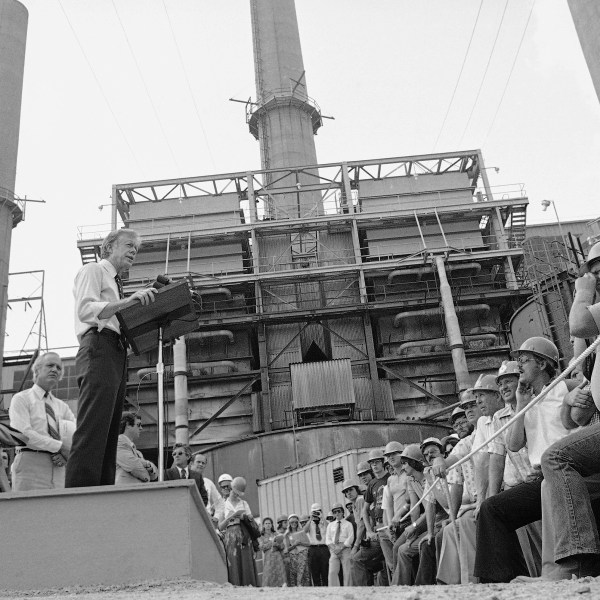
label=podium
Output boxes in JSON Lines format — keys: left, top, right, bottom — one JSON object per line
{"left": 116, "top": 281, "right": 198, "bottom": 478}
{"left": 116, "top": 280, "right": 197, "bottom": 355}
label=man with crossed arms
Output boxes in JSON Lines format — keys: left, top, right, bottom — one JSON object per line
{"left": 9, "top": 352, "right": 75, "bottom": 490}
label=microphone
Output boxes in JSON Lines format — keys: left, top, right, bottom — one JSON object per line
{"left": 152, "top": 274, "right": 171, "bottom": 290}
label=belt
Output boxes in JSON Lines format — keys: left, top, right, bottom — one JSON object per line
{"left": 17, "top": 448, "right": 52, "bottom": 455}
{"left": 85, "top": 327, "right": 128, "bottom": 350}
{"left": 311, "top": 544, "right": 327, "bottom": 547}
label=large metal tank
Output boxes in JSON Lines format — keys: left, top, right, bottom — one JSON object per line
{"left": 0, "top": 0, "right": 28, "bottom": 391}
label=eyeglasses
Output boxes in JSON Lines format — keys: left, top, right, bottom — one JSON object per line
{"left": 332, "top": 509, "right": 344, "bottom": 514}
{"left": 172, "top": 451, "right": 187, "bottom": 457}
{"left": 220, "top": 484, "right": 232, "bottom": 490}
{"left": 517, "top": 356, "right": 535, "bottom": 365}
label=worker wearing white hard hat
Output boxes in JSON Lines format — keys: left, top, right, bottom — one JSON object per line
{"left": 217, "top": 473, "right": 233, "bottom": 498}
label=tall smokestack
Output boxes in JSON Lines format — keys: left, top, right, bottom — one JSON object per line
{"left": 249, "top": 0, "right": 323, "bottom": 217}
{"left": 0, "top": 0, "right": 28, "bottom": 390}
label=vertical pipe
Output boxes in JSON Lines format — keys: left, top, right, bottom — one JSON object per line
{"left": 434, "top": 256, "right": 471, "bottom": 391}
{"left": 0, "top": 1, "right": 28, "bottom": 392}
{"left": 173, "top": 336, "right": 189, "bottom": 445}
{"left": 157, "top": 327, "right": 165, "bottom": 481}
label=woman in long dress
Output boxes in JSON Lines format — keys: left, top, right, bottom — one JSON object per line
{"left": 284, "top": 513, "right": 312, "bottom": 586}
{"left": 259, "top": 517, "right": 286, "bottom": 586}
{"left": 218, "top": 476, "right": 257, "bottom": 586}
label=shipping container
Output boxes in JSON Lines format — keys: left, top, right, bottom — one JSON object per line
{"left": 257, "top": 447, "right": 379, "bottom": 520}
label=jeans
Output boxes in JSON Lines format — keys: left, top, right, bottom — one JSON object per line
{"left": 541, "top": 422, "right": 600, "bottom": 562}
{"left": 328, "top": 547, "right": 352, "bottom": 586}
{"left": 351, "top": 539, "right": 385, "bottom": 586}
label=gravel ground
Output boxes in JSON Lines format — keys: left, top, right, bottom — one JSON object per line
{"left": 2, "top": 577, "right": 600, "bottom": 600}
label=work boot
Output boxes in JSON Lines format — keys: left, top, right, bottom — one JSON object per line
{"left": 512, "top": 554, "right": 600, "bottom": 582}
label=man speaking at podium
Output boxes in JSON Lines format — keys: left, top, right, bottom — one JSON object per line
{"left": 66, "top": 229, "right": 156, "bottom": 488}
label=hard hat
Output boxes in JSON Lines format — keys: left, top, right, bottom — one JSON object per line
{"left": 218, "top": 473, "right": 233, "bottom": 484}
{"left": 511, "top": 337, "right": 559, "bottom": 368}
{"left": 367, "top": 448, "right": 385, "bottom": 462}
{"left": 580, "top": 241, "right": 600, "bottom": 275}
{"left": 276, "top": 514, "right": 288, "bottom": 524}
{"left": 288, "top": 513, "right": 299, "bottom": 521}
{"left": 420, "top": 437, "right": 444, "bottom": 452}
{"left": 383, "top": 441, "right": 404, "bottom": 456}
{"left": 341, "top": 478, "right": 361, "bottom": 493}
{"left": 310, "top": 503, "right": 322, "bottom": 512}
{"left": 400, "top": 444, "right": 424, "bottom": 464}
{"left": 496, "top": 360, "right": 520, "bottom": 383}
{"left": 356, "top": 461, "right": 372, "bottom": 475}
{"left": 231, "top": 476, "right": 247, "bottom": 497}
{"left": 450, "top": 406, "right": 466, "bottom": 423}
{"left": 299, "top": 514, "right": 310, "bottom": 522}
{"left": 331, "top": 502, "right": 344, "bottom": 512}
{"left": 440, "top": 434, "right": 460, "bottom": 449}
{"left": 469, "top": 374, "right": 499, "bottom": 394}
{"left": 458, "top": 389, "right": 477, "bottom": 407}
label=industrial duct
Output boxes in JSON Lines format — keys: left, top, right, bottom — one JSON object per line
{"left": 196, "top": 287, "right": 232, "bottom": 299}
{"left": 393, "top": 303, "right": 490, "bottom": 328}
{"left": 387, "top": 262, "right": 482, "bottom": 285}
{"left": 136, "top": 360, "right": 238, "bottom": 380}
{"left": 187, "top": 330, "right": 234, "bottom": 343}
{"left": 396, "top": 333, "right": 497, "bottom": 355}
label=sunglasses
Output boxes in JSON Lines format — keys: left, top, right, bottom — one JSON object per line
{"left": 172, "top": 451, "right": 187, "bottom": 457}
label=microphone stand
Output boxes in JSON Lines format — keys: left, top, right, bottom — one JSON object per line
{"left": 157, "top": 324, "right": 165, "bottom": 481}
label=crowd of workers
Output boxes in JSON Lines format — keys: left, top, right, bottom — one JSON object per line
{"left": 1, "top": 231, "right": 599, "bottom": 587}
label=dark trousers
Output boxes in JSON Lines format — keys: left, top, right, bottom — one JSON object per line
{"left": 308, "top": 545, "right": 329, "bottom": 586}
{"left": 351, "top": 539, "right": 386, "bottom": 586}
{"left": 65, "top": 329, "right": 127, "bottom": 487}
{"left": 474, "top": 479, "right": 542, "bottom": 582}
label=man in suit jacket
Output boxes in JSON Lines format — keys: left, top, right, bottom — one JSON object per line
{"left": 164, "top": 443, "right": 208, "bottom": 505}
{"left": 116, "top": 412, "right": 157, "bottom": 485}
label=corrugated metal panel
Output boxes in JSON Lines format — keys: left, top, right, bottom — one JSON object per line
{"left": 329, "top": 317, "right": 365, "bottom": 360}
{"left": 290, "top": 359, "right": 355, "bottom": 409}
{"left": 267, "top": 323, "right": 302, "bottom": 367}
{"left": 353, "top": 377, "right": 374, "bottom": 416}
{"left": 270, "top": 384, "right": 293, "bottom": 429}
{"left": 258, "top": 448, "right": 381, "bottom": 519}
{"left": 359, "top": 173, "right": 472, "bottom": 212}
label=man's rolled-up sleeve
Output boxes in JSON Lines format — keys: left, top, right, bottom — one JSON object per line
{"left": 74, "top": 265, "right": 109, "bottom": 328}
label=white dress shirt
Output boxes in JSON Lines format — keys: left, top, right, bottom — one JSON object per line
{"left": 9, "top": 384, "right": 76, "bottom": 454}
{"left": 204, "top": 477, "right": 226, "bottom": 521}
{"left": 73, "top": 258, "right": 121, "bottom": 342}
{"left": 325, "top": 518, "right": 354, "bottom": 548}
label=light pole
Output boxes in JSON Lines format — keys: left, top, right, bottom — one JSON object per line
{"left": 541, "top": 199, "right": 570, "bottom": 261}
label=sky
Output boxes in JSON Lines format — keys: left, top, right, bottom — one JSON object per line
{"left": 5, "top": 0, "right": 600, "bottom": 357}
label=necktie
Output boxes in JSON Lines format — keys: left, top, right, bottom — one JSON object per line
{"left": 316, "top": 524, "right": 322, "bottom": 542}
{"left": 181, "top": 469, "right": 187, "bottom": 479}
{"left": 114, "top": 274, "right": 124, "bottom": 299}
{"left": 44, "top": 393, "right": 61, "bottom": 441}
{"left": 334, "top": 521, "right": 341, "bottom": 544}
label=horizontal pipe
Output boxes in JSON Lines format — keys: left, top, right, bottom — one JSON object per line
{"left": 387, "top": 262, "right": 481, "bottom": 285}
{"left": 396, "top": 333, "right": 497, "bottom": 355}
{"left": 137, "top": 360, "right": 238, "bottom": 380}
{"left": 393, "top": 303, "right": 490, "bottom": 328}
{"left": 187, "top": 330, "right": 234, "bottom": 343}
{"left": 196, "top": 287, "right": 232, "bottom": 299}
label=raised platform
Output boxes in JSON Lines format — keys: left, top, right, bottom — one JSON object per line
{"left": 0, "top": 480, "right": 227, "bottom": 591}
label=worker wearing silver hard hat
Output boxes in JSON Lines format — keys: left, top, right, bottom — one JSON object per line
{"left": 511, "top": 337, "right": 560, "bottom": 369}
{"left": 471, "top": 374, "right": 503, "bottom": 419}
{"left": 420, "top": 437, "right": 444, "bottom": 467}
{"left": 419, "top": 437, "right": 443, "bottom": 453}
{"left": 341, "top": 478, "right": 361, "bottom": 495}
{"left": 449, "top": 405, "right": 466, "bottom": 424}
{"left": 367, "top": 448, "right": 385, "bottom": 463}
{"left": 383, "top": 441, "right": 404, "bottom": 456}
{"left": 579, "top": 240, "right": 600, "bottom": 276}
{"left": 355, "top": 460, "right": 374, "bottom": 488}
{"left": 400, "top": 444, "right": 424, "bottom": 468}
{"left": 458, "top": 388, "right": 482, "bottom": 426}
{"left": 217, "top": 473, "right": 233, "bottom": 498}
{"left": 496, "top": 360, "right": 520, "bottom": 405}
